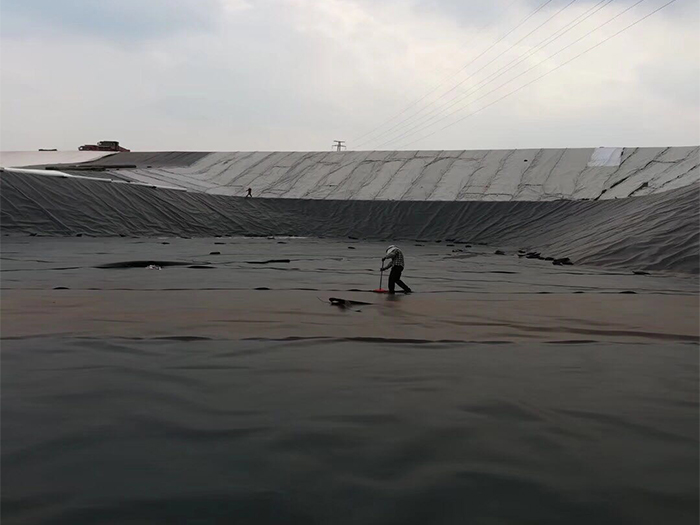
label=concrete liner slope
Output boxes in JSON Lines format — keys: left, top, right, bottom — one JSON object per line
{"left": 27, "top": 146, "right": 700, "bottom": 201}
{"left": 0, "top": 151, "right": 115, "bottom": 168}
{"left": 77, "top": 151, "right": 210, "bottom": 168}
{"left": 1, "top": 170, "right": 698, "bottom": 273}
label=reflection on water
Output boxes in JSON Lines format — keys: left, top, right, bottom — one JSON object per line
{"left": 2, "top": 338, "right": 697, "bottom": 524}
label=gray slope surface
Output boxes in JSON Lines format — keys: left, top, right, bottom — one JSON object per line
{"left": 6, "top": 147, "right": 699, "bottom": 201}
{"left": 1, "top": 170, "right": 697, "bottom": 273}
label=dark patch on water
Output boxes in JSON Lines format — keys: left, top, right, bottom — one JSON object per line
{"left": 153, "top": 336, "right": 214, "bottom": 341}
{"left": 246, "top": 259, "right": 291, "bottom": 265}
{"left": 329, "top": 297, "right": 372, "bottom": 308}
{"left": 95, "top": 260, "right": 191, "bottom": 269}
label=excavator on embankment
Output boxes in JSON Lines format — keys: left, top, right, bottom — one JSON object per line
{"left": 78, "top": 140, "right": 130, "bottom": 152}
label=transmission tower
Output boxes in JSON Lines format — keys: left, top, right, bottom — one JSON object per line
{"left": 332, "top": 140, "right": 346, "bottom": 152}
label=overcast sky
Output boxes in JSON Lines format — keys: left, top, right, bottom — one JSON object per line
{"left": 1, "top": 0, "right": 698, "bottom": 151}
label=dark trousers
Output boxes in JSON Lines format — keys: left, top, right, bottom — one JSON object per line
{"left": 388, "top": 266, "right": 410, "bottom": 293}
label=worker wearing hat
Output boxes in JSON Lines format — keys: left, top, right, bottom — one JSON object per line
{"left": 381, "top": 245, "right": 412, "bottom": 294}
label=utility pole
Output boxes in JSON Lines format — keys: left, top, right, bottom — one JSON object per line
{"left": 332, "top": 140, "right": 346, "bottom": 152}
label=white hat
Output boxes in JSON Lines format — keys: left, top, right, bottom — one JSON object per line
{"left": 386, "top": 245, "right": 397, "bottom": 254}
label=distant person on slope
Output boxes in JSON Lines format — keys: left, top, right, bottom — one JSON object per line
{"left": 381, "top": 245, "right": 412, "bottom": 294}
{"left": 245, "top": 188, "right": 253, "bottom": 198}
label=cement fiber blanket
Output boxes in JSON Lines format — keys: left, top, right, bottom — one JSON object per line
{"left": 0, "top": 150, "right": 115, "bottom": 168}
{"left": 75, "top": 151, "right": 210, "bottom": 168}
{"left": 1, "top": 170, "right": 698, "bottom": 273}
{"left": 31, "top": 146, "right": 697, "bottom": 201}
{"left": 5, "top": 147, "right": 699, "bottom": 200}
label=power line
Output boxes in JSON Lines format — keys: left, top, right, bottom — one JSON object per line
{"left": 348, "top": 0, "right": 522, "bottom": 145}
{"left": 371, "top": 0, "right": 612, "bottom": 148}
{"left": 399, "top": 0, "right": 677, "bottom": 149}
{"left": 353, "top": 0, "right": 555, "bottom": 147}
{"left": 374, "top": 0, "right": 616, "bottom": 149}
{"left": 357, "top": 0, "right": 582, "bottom": 149}
{"left": 383, "top": 0, "right": 647, "bottom": 148}
{"left": 350, "top": 0, "right": 553, "bottom": 146}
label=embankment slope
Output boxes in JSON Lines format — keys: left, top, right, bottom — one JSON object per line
{"left": 1, "top": 169, "right": 697, "bottom": 273}
{"left": 7, "top": 147, "right": 699, "bottom": 201}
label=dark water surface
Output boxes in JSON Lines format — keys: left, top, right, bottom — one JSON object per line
{"left": 3, "top": 337, "right": 698, "bottom": 524}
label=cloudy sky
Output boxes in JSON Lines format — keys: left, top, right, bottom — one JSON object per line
{"left": 1, "top": 0, "right": 697, "bottom": 151}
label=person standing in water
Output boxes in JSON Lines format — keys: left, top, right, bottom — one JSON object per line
{"left": 381, "top": 245, "right": 412, "bottom": 294}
